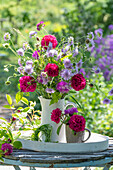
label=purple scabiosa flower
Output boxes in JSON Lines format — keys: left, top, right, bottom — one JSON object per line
{"left": 108, "top": 25, "right": 113, "bottom": 30}
{"left": 29, "top": 31, "right": 37, "bottom": 38}
{"left": 86, "top": 40, "right": 95, "bottom": 51}
{"left": 62, "top": 45, "right": 70, "bottom": 54}
{"left": 103, "top": 98, "right": 111, "bottom": 104}
{"left": 17, "top": 48, "right": 24, "bottom": 56}
{"left": 37, "top": 75, "right": 43, "bottom": 83}
{"left": 26, "top": 60, "right": 33, "bottom": 66}
{"left": 32, "top": 50, "right": 40, "bottom": 59}
{"left": 76, "top": 59, "right": 83, "bottom": 68}
{"left": 87, "top": 32, "right": 94, "bottom": 41}
{"left": 17, "top": 67, "right": 24, "bottom": 74}
{"left": 24, "top": 65, "right": 33, "bottom": 74}
{"left": 18, "top": 58, "right": 22, "bottom": 67}
{"left": 79, "top": 68, "right": 86, "bottom": 75}
{"left": 37, "top": 21, "right": 45, "bottom": 31}
{"left": 73, "top": 47, "right": 78, "bottom": 57}
{"left": 42, "top": 77, "right": 48, "bottom": 85}
{"left": 63, "top": 58, "right": 73, "bottom": 69}
{"left": 64, "top": 107, "right": 78, "bottom": 116}
{"left": 56, "top": 52, "right": 63, "bottom": 61}
{"left": 23, "top": 42, "right": 30, "bottom": 50}
{"left": 45, "top": 88, "right": 55, "bottom": 93}
{"left": 4, "top": 32, "right": 11, "bottom": 41}
{"left": 109, "top": 88, "right": 113, "bottom": 96}
{"left": 60, "top": 69, "right": 72, "bottom": 81}
{"left": 46, "top": 49, "right": 58, "bottom": 57}
{"left": 56, "top": 81, "right": 70, "bottom": 93}
{"left": 93, "top": 67, "right": 101, "bottom": 74}
{"left": 1, "top": 143, "right": 13, "bottom": 155}
{"left": 95, "top": 29, "right": 103, "bottom": 39}
{"left": 68, "top": 36, "right": 74, "bottom": 45}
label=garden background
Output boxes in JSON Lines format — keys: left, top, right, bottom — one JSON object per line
{"left": 0, "top": 0, "right": 113, "bottom": 136}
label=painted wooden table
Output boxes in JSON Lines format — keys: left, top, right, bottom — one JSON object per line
{"left": 0, "top": 138, "right": 113, "bottom": 170}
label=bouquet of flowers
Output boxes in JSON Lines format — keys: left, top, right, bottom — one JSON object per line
{"left": 3, "top": 21, "right": 103, "bottom": 106}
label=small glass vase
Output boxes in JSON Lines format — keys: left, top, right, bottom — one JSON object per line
{"left": 66, "top": 125, "right": 91, "bottom": 143}
{"left": 38, "top": 96, "right": 66, "bottom": 143}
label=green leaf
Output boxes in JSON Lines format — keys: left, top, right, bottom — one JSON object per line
{"left": 21, "top": 97, "right": 29, "bottom": 105}
{"left": 13, "top": 141, "right": 22, "bottom": 149}
{"left": 22, "top": 107, "right": 30, "bottom": 112}
{"left": 57, "top": 123, "right": 63, "bottom": 135}
{"left": 70, "top": 95, "right": 82, "bottom": 109}
{"left": 6, "top": 94, "right": 12, "bottom": 105}
{"left": 3, "top": 105, "right": 11, "bottom": 109}
{"left": 16, "top": 91, "right": 23, "bottom": 103}
{"left": 0, "top": 156, "right": 4, "bottom": 162}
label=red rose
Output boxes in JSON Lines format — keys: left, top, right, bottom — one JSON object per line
{"left": 68, "top": 115, "right": 86, "bottom": 132}
{"left": 51, "top": 108, "right": 62, "bottom": 124}
{"left": 41, "top": 35, "right": 58, "bottom": 50}
{"left": 44, "top": 63, "right": 59, "bottom": 77}
{"left": 19, "top": 76, "right": 37, "bottom": 92}
{"left": 71, "top": 73, "right": 86, "bottom": 91}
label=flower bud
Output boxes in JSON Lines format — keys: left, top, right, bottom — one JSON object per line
{"left": 36, "top": 37, "right": 40, "bottom": 41}
{"left": 12, "top": 117, "right": 16, "bottom": 122}
{"left": 5, "top": 81, "right": 11, "bottom": 85}
{"left": 13, "top": 73, "right": 17, "bottom": 77}
{"left": 89, "top": 83, "right": 94, "bottom": 87}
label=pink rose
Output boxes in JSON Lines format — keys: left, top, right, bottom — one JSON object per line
{"left": 51, "top": 108, "right": 62, "bottom": 124}
{"left": 19, "top": 76, "right": 37, "bottom": 92}
{"left": 41, "top": 35, "right": 58, "bottom": 50}
{"left": 44, "top": 63, "right": 59, "bottom": 77}
{"left": 68, "top": 115, "right": 86, "bottom": 132}
{"left": 71, "top": 73, "right": 86, "bottom": 91}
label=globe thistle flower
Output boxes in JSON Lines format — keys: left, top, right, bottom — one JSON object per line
{"left": 60, "top": 69, "right": 72, "bottom": 81}
{"left": 87, "top": 32, "right": 94, "bottom": 41}
{"left": 23, "top": 42, "right": 30, "bottom": 50}
{"left": 45, "top": 88, "right": 55, "bottom": 93}
{"left": 103, "top": 98, "right": 111, "bottom": 104}
{"left": 24, "top": 65, "right": 33, "bottom": 74}
{"left": 63, "top": 58, "right": 73, "bottom": 69}
{"left": 29, "top": 31, "right": 37, "bottom": 38}
{"left": 37, "top": 21, "right": 45, "bottom": 31}
{"left": 17, "top": 48, "right": 24, "bottom": 56}
{"left": 95, "top": 29, "right": 103, "bottom": 39}
{"left": 4, "top": 32, "right": 11, "bottom": 41}
{"left": 109, "top": 88, "right": 113, "bottom": 96}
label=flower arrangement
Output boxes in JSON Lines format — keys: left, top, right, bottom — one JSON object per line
{"left": 3, "top": 21, "right": 104, "bottom": 105}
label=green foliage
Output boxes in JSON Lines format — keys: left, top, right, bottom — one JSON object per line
{"left": 13, "top": 141, "right": 22, "bottom": 149}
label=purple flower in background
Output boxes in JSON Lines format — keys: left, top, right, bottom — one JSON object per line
{"left": 86, "top": 40, "right": 95, "bottom": 51}
{"left": 56, "top": 81, "right": 70, "bottom": 93}
{"left": 23, "top": 42, "right": 30, "bottom": 50}
{"left": 17, "top": 67, "right": 24, "bottom": 74}
{"left": 18, "top": 58, "right": 22, "bottom": 67}
{"left": 32, "top": 50, "right": 40, "bottom": 59}
{"left": 103, "top": 98, "right": 111, "bottom": 104}
{"left": 93, "top": 67, "right": 101, "bottom": 74}
{"left": 68, "top": 36, "right": 74, "bottom": 45}
{"left": 46, "top": 49, "right": 58, "bottom": 57}
{"left": 95, "top": 29, "right": 103, "bottom": 39}
{"left": 24, "top": 65, "right": 33, "bottom": 74}
{"left": 56, "top": 52, "right": 62, "bottom": 61}
{"left": 76, "top": 59, "right": 83, "bottom": 68}
{"left": 17, "top": 48, "right": 24, "bottom": 56}
{"left": 63, "top": 58, "right": 73, "bottom": 69}
{"left": 62, "top": 45, "right": 70, "bottom": 54}
{"left": 4, "top": 32, "right": 11, "bottom": 41}
{"left": 87, "top": 32, "right": 94, "bottom": 41}
{"left": 64, "top": 107, "right": 78, "bottom": 116}
{"left": 109, "top": 88, "right": 113, "bottom": 96}
{"left": 37, "top": 75, "right": 43, "bottom": 83}
{"left": 73, "top": 47, "right": 78, "bottom": 57}
{"left": 60, "top": 69, "right": 72, "bottom": 80}
{"left": 29, "top": 31, "right": 37, "bottom": 38}
{"left": 37, "top": 21, "right": 45, "bottom": 31}
{"left": 26, "top": 60, "right": 33, "bottom": 66}
{"left": 45, "top": 88, "right": 55, "bottom": 93}
{"left": 108, "top": 25, "right": 113, "bottom": 30}
{"left": 79, "top": 68, "right": 86, "bottom": 75}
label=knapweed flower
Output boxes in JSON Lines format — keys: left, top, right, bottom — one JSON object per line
{"left": 24, "top": 65, "right": 33, "bottom": 74}
{"left": 68, "top": 115, "right": 86, "bottom": 132}
{"left": 109, "top": 88, "right": 113, "bottom": 96}
{"left": 44, "top": 63, "right": 59, "bottom": 77}
{"left": 29, "top": 31, "right": 37, "bottom": 38}
{"left": 56, "top": 81, "right": 70, "bottom": 93}
{"left": 19, "top": 76, "right": 37, "bottom": 92}
{"left": 45, "top": 88, "right": 55, "bottom": 93}
{"left": 71, "top": 74, "right": 86, "bottom": 91}
{"left": 87, "top": 32, "right": 94, "bottom": 41}
{"left": 32, "top": 51, "right": 40, "bottom": 59}
{"left": 23, "top": 42, "right": 30, "bottom": 50}
{"left": 41, "top": 35, "right": 58, "bottom": 50}
{"left": 95, "top": 29, "right": 103, "bottom": 39}
{"left": 60, "top": 69, "right": 72, "bottom": 81}
{"left": 108, "top": 25, "right": 113, "bottom": 31}
{"left": 4, "top": 32, "right": 11, "bottom": 41}
{"left": 1, "top": 143, "right": 13, "bottom": 155}
{"left": 37, "top": 21, "right": 45, "bottom": 31}
{"left": 51, "top": 108, "right": 62, "bottom": 124}
{"left": 64, "top": 107, "right": 78, "bottom": 116}
{"left": 17, "top": 48, "right": 24, "bottom": 56}
{"left": 63, "top": 58, "right": 73, "bottom": 69}
{"left": 103, "top": 98, "right": 111, "bottom": 104}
